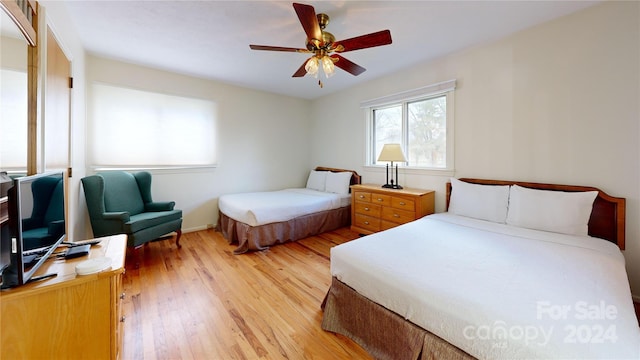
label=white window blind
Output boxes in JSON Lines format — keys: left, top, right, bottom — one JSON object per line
{"left": 90, "top": 83, "right": 217, "bottom": 168}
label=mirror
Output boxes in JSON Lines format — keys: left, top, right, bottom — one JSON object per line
{"left": 0, "top": 7, "right": 30, "bottom": 174}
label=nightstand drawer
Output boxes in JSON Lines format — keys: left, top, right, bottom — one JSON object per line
{"left": 353, "top": 191, "right": 371, "bottom": 203}
{"left": 354, "top": 202, "right": 381, "bottom": 217}
{"left": 370, "top": 193, "right": 391, "bottom": 206}
{"left": 381, "top": 207, "right": 415, "bottom": 224}
{"left": 354, "top": 213, "right": 380, "bottom": 232}
{"left": 381, "top": 220, "right": 401, "bottom": 231}
{"left": 391, "top": 196, "right": 415, "bottom": 211}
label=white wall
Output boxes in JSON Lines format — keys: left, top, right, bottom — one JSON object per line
{"left": 310, "top": 1, "right": 640, "bottom": 294}
{"left": 85, "top": 56, "right": 312, "bottom": 232}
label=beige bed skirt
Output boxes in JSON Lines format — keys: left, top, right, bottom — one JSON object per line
{"left": 218, "top": 206, "right": 351, "bottom": 254}
{"left": 321, "top": 277, "right": 475, "bottom": 360}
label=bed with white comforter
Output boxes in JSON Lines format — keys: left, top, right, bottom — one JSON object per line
{"left": 330, "top": 213, "right": 639, "bottom": 359}
{"left": 321, "top": 178, "right": 640, "bottom": 359}
{"left": 218, "top": 167, "right": 359, "bottom": 254}
{"left": 219, "top": 188, "right": 351, "bottom": 227}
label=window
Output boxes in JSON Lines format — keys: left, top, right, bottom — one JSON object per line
{"left": 364, "top": 80, "right": 455, "bottom": 171}
{"left": 89, "top": 83, "right": 217, "bottom": 169}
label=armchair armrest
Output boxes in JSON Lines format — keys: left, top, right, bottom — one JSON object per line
{"left": 145, "top": 201, "right": 175, "bottom": 212}
{"left": 103, "top": 211, "right": 130, "bottom": 222}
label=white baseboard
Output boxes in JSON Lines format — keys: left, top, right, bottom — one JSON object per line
{"left": 182, "top": 225, "right": 215, "bottom": 233}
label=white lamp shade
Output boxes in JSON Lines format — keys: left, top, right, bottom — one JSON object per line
{"left": 377, "top": 143, "right": 407, "bottom": 162}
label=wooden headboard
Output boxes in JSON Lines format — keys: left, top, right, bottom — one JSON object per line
{"left": 445, "top": 178, "right": 626, "bottom": 250}
{"left": 315, "top": 166, "right": 361, "bottom": 186}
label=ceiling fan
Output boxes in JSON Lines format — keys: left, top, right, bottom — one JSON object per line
{"left": 249, "top": 2, "right": 392, "bottom": 86}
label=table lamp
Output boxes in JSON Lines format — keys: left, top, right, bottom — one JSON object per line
{"left": 378, "top": 143, "right": 407, "bottom": 189}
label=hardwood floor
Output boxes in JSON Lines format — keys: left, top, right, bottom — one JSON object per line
{"left": 121, "top": 228, "right": 372, "bottom": 359}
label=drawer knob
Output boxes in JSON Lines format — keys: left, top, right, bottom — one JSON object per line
{"left": 364, "top": 207, "right": 370, "bottom": 211}
{"left": 394, "top": 214, "right": 400, "bottom": 218}
{"left": 120, "top": 315, "right": 126, "bottom": 323}
{"left": 399, "top": 202, "right": 406, "bottom": 206}
{"left": 120, "top": 292, "right": 126, "bottom": 300}
{"left": 359, "top": 195, "right": 365, "bottom": 199}
{"left": 364, "top": 221, "right": 370, "bottom": 225}
{"left": 377, "top": 198, "right": 383, "bottom": 202}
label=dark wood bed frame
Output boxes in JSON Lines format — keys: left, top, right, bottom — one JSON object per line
{"left": 322, "top": 178, "right": 627, "bottom": 360}
{"left": 314, "top": 166, "right": 362, "bottom": 189}
{"left": 445, "top": 178, "right": 626, "bottom": 249}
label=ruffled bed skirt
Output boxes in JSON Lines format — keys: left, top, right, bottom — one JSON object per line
{"left": 218, "top": 206, "right": 351, "bottom": 254}
{"left": 321, "top": 277, "right": 475, "bottom": 360}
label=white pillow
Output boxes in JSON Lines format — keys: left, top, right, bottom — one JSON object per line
{"left": 325, "top": 171, "right": 353, "bottom": 195}
{"left": 306, "top": 170, "right": 327, "bottom": 191}
{"left": 448, "top": 178, "right": 510, "bottom": 223}
{"left": 506, "top": 185, "right": 598, "bottom": 236}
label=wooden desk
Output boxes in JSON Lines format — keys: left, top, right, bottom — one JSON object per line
{"left": 1, "top": 234, "right": 126, "bottom": 359}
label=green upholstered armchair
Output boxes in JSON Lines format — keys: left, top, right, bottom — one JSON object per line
{"left": 22, "top": 175, "right": 65, "bottom": 250}
{"left": 81, "top": 171, "right": 182, "bottom": 248}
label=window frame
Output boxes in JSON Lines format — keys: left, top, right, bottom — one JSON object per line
{"left": 363, "top": 80, "right": 456, "bottom": 175}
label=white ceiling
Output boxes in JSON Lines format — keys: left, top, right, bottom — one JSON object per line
{"left": 61, "top": 1, "right": 599, "bottom": 100}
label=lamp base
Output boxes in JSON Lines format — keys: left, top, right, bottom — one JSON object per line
{"left": 381, "top": 181, "right": 403, "bottom": 190}
{"left": 381, "top": 184, "right": 403, "bottom": 189}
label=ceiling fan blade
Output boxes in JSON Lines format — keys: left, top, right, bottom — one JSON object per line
{"left": 334, "top": 30, "right": 392, "bottom": 53}
{"left": 249, "top": 45, "right": 309, "bottom": 53}
{"left": 293, "top": 3, "right": 322, "bottom": 45}
{"left": 292, "top": 58, "right": 312, "bottom": 77}
{"left": 331, "top": 54, "right": 366, "bottom": 76}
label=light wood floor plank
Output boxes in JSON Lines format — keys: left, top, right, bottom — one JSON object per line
{"left": 121, "top": 228, "right": 372, "bottom": 359}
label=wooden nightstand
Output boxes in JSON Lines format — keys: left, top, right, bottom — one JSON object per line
{"left": 350, "top": 184, "right": 435, "bottom": 235}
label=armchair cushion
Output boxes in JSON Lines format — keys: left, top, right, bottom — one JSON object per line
{"left": 125, "top": 210, "right": 182, "bottom": 233}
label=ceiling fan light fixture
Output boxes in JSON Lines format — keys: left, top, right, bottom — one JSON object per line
{"left": 305, "top": 57, "right": 319, "bottom": 78}
{"left": 321, "top": 55, "right": 335, "bottom": 78}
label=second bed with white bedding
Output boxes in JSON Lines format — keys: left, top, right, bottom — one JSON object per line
{"left": 219, "top": 188, "right": 351, "bottom": 227}
{"left": 330, "top": 213, "right": 640, "bottom": 359}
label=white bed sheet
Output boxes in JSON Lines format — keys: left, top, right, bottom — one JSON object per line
{"left": 219, "top": 188, "right": 350, "bottom": 227}
{"left": 331, "top": 213, "right": 640, "bottom": 359}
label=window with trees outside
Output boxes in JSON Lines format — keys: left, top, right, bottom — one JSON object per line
{"left": 364, "top": 80, "right": 455, "bottom": 171}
